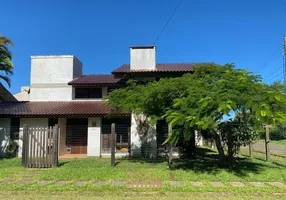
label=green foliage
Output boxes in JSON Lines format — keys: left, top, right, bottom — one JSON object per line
{"left": 164, "top": 64, "right": 286, "bottom": 144}
{"left": 269, "top": 125, "right": 286, "bottom": 140}
{"left": 5, "top": 139, "right": 18, "bottom": 158}
{"left": 218, "top": 116, "right": 259, "bottom": 159}
{"left": 0, "top": 36, "right": 14, "bottom": 87}
{"left": 108, "top": 63, "right": 286, "bottom": 160}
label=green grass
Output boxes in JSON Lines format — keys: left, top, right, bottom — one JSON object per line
{"left": 0, "top": 191, "right": 285, "bottom": 200}
{"left": 0, "top": 147, "right": 285, "bottom": 193}
{"left": 258, "top": 139, "right": 286, "bottom": 145}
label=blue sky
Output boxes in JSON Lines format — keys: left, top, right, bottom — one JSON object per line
{"left": 1, "top": 0, "right": 286, "bottom": 93}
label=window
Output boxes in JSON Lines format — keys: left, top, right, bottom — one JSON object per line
{"left": 75, "top": 88, "right": 89, "bottom": 98}
{"left": 107, "top": 87, "right": 116, "bottom": 95}
{"left": 89, "top": 88, "right": 102, "bottom": 98}
{"left": 10, "top": 118, "right": 20, "bottom": 140}
{"left": 48, "top": 118, "right": 58, "bottom": 127}
{"left": 75, "top": 88, "right": 102, "bottom": 99}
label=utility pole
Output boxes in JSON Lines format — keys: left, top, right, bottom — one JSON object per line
{"left": 283, "top": 36, "right": 286, "bottom": 85}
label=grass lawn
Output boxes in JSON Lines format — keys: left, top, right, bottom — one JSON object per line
{"left": 0, "top": 147, "right": 285, "bottom": 195}
{"left": 258, "top": 139, "right": 286, "bottom": 145}
{"left": 0, "top": 191, "right": 285, "bottom": 200}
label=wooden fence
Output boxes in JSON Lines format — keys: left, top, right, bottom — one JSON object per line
{"left": 22, "top": 125, "right": 59, "bottom": 168}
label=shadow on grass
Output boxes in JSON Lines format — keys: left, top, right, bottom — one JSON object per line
{"left": 121, "top": 147, "right": 279, "bottom": 178}
{"left": 58, "top": 161, "right": 70, "bottom": 167}
{"left": 254, "top": 157, "right": 286, "bottom": 168}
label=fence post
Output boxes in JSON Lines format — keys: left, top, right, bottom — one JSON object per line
{"left": 22, "top": 125, "right": 28, "bottom": 167}
{"left": 249, "top": 141, "right": 253, "bottom": 158}
{"left": 128, "top": 127, "right": 131, "bottom": 157}
{"left": 264, "top": 125, "right": 272, "bottom": 161}
{"left": 111, "top": 123, "right": 116, "bottom": 167}
{"left": 168, "top": 124, "right": 173, "bottom": 169}
{"left": 52, "top": 125, "right": 59, "bottom": 167}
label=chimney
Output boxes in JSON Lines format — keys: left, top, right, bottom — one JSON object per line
{"left": 130, "top": 46, "right": 156, "bottom": 71}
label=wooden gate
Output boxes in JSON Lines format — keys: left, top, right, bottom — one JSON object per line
{"left": 22, "top": 125, "right": 59, "bottom": 168}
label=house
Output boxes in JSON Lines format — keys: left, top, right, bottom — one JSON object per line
{"left": 14, "top": 86, "right": 30, "bottom": 101}
{"left": 0, "top": 83, "right": 17, "bottom": 156}
{"left": 0, "top": 46, "right": 203, "bottom": 158}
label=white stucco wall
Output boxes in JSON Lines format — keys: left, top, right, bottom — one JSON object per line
{"left": 130, "top": 46, "right": 156, "bottom": 70}
{"left": 31, "top": 55, "right": 82, "bottom": 84}
{"left": 130, "top": 113, "right": 157, "bottom": 157}
{"left": 102, "top": 87, "right": 108, "bottom": 98}
{"left": 73, "top": 57, "right": 83, "bottom": 79}
{"left": 30, "top": 87, "right": 73, "bottom": 101}
{"left": 195, "top": 131, "right": 203, "bottom": 146}
{"left": 29, "top": 55, "right": 82, "bottom": 101}
{"left": 18, "top": 118, "right": 48, "bottom": 157}
{"left": 0, "top": 118, "right": 11, "bottom": 157}
{"left": 87, "top": 117, "right": 102, "bottom": 157}
{"left": 14, "top": 86, "right": 30, "bottom": 101}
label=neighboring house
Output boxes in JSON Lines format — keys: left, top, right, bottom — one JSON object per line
{"left": 14, "top": 86, "right": 30, "bottom": 101}
{"left": 0, "top": 83, "right": 17, "bottom": 157}
{"left": 0, "top": 46, "right": 204, "bottom": 158}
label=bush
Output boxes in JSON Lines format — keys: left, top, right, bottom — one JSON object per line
{"left": 270, "top": 126, "right": 286, "bottom": 140}
{"left": 5, "top": 139, "right": 19, "bottom": 158}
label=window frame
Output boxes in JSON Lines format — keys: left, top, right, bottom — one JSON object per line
{"left": 74, "top": 87, "right": 103, "bottom": 99}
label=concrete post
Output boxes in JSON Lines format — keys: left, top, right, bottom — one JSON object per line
{"left": 111, "top": 123, "right": 116, "bottom": 167}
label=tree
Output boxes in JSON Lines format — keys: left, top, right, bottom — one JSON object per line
{"left": 107, "top": 77, "right": 193, "bottom": 156}
{"left": 0, "top": 36, "right": 14, "bottom": 87}
{"left": 217, "top": 114, "right": 258, "bottom": 161}
{"left": 165, "top": 64, "right": 286, "bottom": 161}
{"left": 108, "top": 63, "right": 286, "bottom": 161}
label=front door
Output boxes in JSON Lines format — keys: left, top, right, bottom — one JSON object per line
{"left": 67, "top": 118, "right": 88, "bottom": 154}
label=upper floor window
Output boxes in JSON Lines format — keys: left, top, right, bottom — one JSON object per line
{"left": 75, "top": 88, "right": 102, "bottom": 99}
{"left": 107, "top": 87, "right": 116, "bottom": 95}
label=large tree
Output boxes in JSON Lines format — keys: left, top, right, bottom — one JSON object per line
{"left": 0, "top": 36, "right": 14, "bottom": 87}
{"left": 108, "top": 63, "right": 286, "bottom": 160}
{"left": 164, "top": 64, "right": 286, "bottom": 160}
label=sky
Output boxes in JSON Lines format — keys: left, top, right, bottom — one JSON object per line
{"left": 1, "top": 0, "right": 286, "bottom": 94}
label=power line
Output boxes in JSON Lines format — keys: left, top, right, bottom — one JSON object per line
{"left": 267, "top": 72, "right": 283, "bottom": 82}
{"left": 272, "top": 76, "right": 284, "bottom": 83}
{"left": 154, "top": 0, "right": 183, "bottom": 44}
{"left": 264, "top": 65, "right": 283, "bottom": 81}
{"left": 255, "top": 46, "right": 283, "bottom": 74}
{"left": 254, "top": 43, "right": 282, "bottom": 73}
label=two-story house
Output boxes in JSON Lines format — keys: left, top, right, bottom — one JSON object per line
{"left": 0, "top": 46, "right": 203, "bottom": 158}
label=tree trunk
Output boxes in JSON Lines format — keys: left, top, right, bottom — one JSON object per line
{"left": 214, "top": 133, "right": 225, "bottom": 161}
{"left": 183, "top": 129, "right": 196, "bottom": 158}
{"left": 227, "top": 131, "right": 234, "bottom": 161}
{"left": 189, "top": 132, "right": 197, "bottom": 158}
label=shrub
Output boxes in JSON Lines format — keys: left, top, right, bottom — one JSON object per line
{"left": 5, "top": 139, "right": 19, "bottom": 158}
{"left": 270, "top": 126, "right": 286, "bottom": 140}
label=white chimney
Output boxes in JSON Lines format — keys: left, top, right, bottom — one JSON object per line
{"left": 130, "top": 46, "right": 156, "bottom": 71}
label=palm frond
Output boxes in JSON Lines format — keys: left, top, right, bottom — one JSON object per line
{"left": 0, "top": 36, "right": 14, "bottom": 87}
{"left": 0, "top": 64, "right": 13, "bottom": 75}
{"left": 0, "top": 74, "right": 11, "bottom": 88}
{"left": 0, "top": 36, "right": 14, "bottom": 47}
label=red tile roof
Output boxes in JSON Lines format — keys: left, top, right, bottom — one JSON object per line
{"left": 0, "top": 101, "right": 129, "bottom": 117}
{"left": 112, "top": 63, "right": 214, "bottom": 73}
{"left": 68, "top": 74, "right": 124, "bottom": 86}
